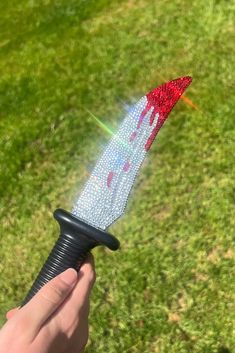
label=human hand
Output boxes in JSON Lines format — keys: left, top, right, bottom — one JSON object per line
{"left": 0, "top": 254, "right": 96, "bottom": 353}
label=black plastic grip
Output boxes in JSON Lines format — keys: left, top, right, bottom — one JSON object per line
{"left": 22, "top": 209, "right": 119, "bottom": 306}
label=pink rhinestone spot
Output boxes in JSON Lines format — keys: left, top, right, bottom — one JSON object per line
{"left": 123, "top": 161, "right": 130, "bottom": 172}
{"left": 130, "top": 131, "right": 137, "bottom": 142}
{"left": 107, "top": 171, "right": 115, "bottom": 188}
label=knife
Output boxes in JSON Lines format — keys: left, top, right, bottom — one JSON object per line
{"left": 22, "top": 76, "right": 192, "bottom": 305}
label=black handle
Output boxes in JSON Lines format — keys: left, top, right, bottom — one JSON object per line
{"left": 22, "top": 209, "right": 120, "bottom": 306}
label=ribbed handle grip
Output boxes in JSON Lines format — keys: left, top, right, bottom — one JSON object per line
{"left": 22, "top": 235, "right": 89, "bottom": 305}
{"left": 22, "top": 209, "right": 119, "bottom": 306}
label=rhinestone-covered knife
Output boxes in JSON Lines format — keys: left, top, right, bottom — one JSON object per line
{"left": 23, "top": 76, "right": 192, "bottom": 305}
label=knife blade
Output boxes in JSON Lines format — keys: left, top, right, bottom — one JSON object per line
{"left": 22, "top": 76, "right": 192, "bottom": 305}
{"left": 73, "top": 76, "right": 192, "bottom": 230}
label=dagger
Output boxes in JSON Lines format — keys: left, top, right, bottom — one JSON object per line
{"left": 22, "top": 76, "right": 192, "bottom": 305}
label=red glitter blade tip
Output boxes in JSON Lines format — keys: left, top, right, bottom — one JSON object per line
{"left": 146, "top": 76, "right": 192, "bottom": 115}
{"left": 144, "top": 76, "right": 192, "bottom": 150}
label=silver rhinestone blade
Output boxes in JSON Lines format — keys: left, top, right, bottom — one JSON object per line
{"left": 72, "top": 96, "right": 158, "bottom": 230}
{"left": 72, "top": 76, "right": 192, "bottom": 230}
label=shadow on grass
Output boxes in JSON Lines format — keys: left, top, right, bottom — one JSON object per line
{"left": 217, "top": 346, "right": 231, "bottom": 353}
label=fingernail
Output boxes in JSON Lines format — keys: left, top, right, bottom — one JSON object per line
{"left": 60, "top": 268, "right": 78, "bottom": 286}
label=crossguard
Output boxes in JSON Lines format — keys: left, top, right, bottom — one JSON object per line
{"left": 22, "top": 209, "right": 120, "bottom": 305}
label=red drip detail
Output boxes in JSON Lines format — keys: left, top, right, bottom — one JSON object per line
{"left": 144, "top": 76, "right": 192, "bottom": 151}
{"left": 137, "top": 102, "right": 151, "bottom": 129}
{"left": 130, "top": 131, "right": 137, "bottom": 142}
{"left": 107, "top": 171, "right": 115, "bottom": 188}
{"left": 149, "top": 110, "right": 157, "bottom": 126}
{"left": 123, "top": 161, "right": 130, "bottom": 172}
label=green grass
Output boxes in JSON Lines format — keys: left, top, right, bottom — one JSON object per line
{"left": 0, "top": 0, "right": 234, "bottom": 352}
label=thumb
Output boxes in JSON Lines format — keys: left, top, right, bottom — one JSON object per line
{"left": 21, "top": 268, "right": 78, "bottom": 338}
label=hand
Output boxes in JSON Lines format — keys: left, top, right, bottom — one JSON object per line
{"left": 0, "top": 254, "right": 96, "bottom": 353}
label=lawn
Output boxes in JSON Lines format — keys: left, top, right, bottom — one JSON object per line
{"left": 0, "top": 0, "right": 234, "bottom": 352}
